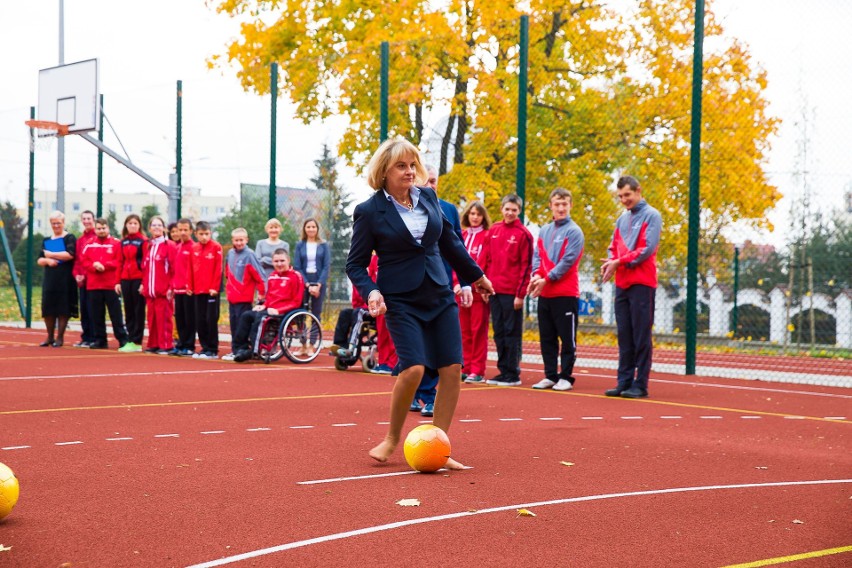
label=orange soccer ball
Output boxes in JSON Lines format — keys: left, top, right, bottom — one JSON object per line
{"left": 0, "top": 462, "right": 20, "bottom": 521}
{"left": 403, "top": 424, "right": 451, "bottom": 472}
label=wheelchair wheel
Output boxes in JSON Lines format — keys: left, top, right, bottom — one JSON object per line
{"left": 334, "top": 357, "right": 349, "bottom": 371}
{"left": 360, "top": 345, "right": 377, "bottom": 371}
{"left": 280, "top": 310, "right": 323, "bottom": 364}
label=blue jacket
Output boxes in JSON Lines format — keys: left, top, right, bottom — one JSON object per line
{"left": 346, "top": 186, "right": 483, "bottom": 300}
{"left": 294, "top": 240, "right": 330, "bottom": 286}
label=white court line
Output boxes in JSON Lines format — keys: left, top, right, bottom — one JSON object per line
{"left": 458, "top": 419, "right": 481, "bottom": 423}
{"left": 186, "top": 479, "right": 852, "bottom": 567}
{"left": 581, "top": 416, "right": 603, "bottom": 420}
{"left": 700, "top": 416, "right": 723, "bottom": 419}
{"left": 1, "top": 445, "right": 30, "bottom": 451}
{"left": 297, "top": 467, "right": 472, "bottom": 485}
{"left": 289, "top": 426, "right": 314, "bottom": 430}
{"left": 620, "top": 416, "right": 643, "bottom": 420}
{"left": 55, "top": 441, "right": 83, "bottom": 446}
{"left": 0, "top": 366, "right": 317, "bottom": 382}
{"left": 154, "top": 434, "right": 180, "bottom": 438}
{"left": 539, "top": 417, "right": 563, "bottom": 421}
{"left": 498, "top": 418, "right": 523, "bottom": 422}
{"left": 106, "top": 437, "right": 133, "bottom": 441}
{"left": 660, "top": 416, "right": 682, "bottom": 419}
{"left": 783, "top": 416, "right": 806, "bottom": 420}
{"left": 825, "top": 416, "right": 847, "bottom": 420}
{"left": 332, "top": 423, "right": 357, "bottom": 427}
{"left": 201, "top": 431, "right": 225, "bottom": 435}
{"left": 246, "top": 428, "right": 271, "bottom": 432}
{"left": 740, "top": 416, "right": 762, "bottom": 419}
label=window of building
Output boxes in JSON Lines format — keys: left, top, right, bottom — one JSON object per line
{"left": 123, "top": 204, "right": 133, "bottom": 213}
{"left": 35, "top": 201, "right": 42, "bottom": 210}
{"left": 216, "top": 207, "right": 225, "bottom": 214}
{"left": 72, "top": 202, "right": 81, "bottom": 211}
{"left": 36, "top": 219, "right": 42, "bottom": 229}
{"left": 108, "top": 203, "right": 116, "bottom": 213}
{"left": 201, "top": 207, "right": 210, "bottom": 216}
{"left": 50, "top": 201, "right": 57, "bottom": 210}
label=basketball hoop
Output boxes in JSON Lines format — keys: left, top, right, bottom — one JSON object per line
{"left": 25, "top": 120, "right": 69, "bottom": 152}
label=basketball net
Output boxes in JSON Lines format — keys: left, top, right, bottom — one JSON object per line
{"left": 25, "top": 120, "right": 68, "bottom": 153}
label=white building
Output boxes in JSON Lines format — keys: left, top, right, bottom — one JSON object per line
{"left": 25, "top": 187, "right": 235, "bottom": 233}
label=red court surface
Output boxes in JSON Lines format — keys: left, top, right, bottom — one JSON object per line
{"left": 0, "top": 326, "right": 850, "bottom": 567}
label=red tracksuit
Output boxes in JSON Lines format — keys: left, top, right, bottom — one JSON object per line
{"left": 369, "top": 254, "right": 397, "bottom": 369}
{"left": 457, "top": 227, "right": 490, "bottom": 376}
{"left": 265, "top": 268, "right": 304, "bottom": 313}
{"left": 190, "top": 240, "right": 223, "bottom": 354}
{"left": 485, "top": 220, "right": 534, "bottom": 297}
{"left": 73, "top": 228, "right": 97, "bottom": 287}
{"left": 141, "top": 236, "right": 176, "bottom": 350}
{"left": 82, "top": 236, "right": 122, "bottom": 291}
{"left": 119, "top": 232, "right": 148, "bottom": 345}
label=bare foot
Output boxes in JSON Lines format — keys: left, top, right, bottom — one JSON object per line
{"left": 444, "top": 457, "right": 466, "bottom": 470}
{"left": 369, "top": 439, "right": 397, "bottom": 463}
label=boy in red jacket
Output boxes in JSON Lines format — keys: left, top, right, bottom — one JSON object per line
{"left": 172, "top": 218, "right": 196, "bottom": 356}
{"left": 485, "top": 194, "right": 533, "bottom": 386}
{"left": 222, "top": 228, "right": 266, "bottom": 361}
{"left": 189, "top": 221, "right": 223, "bottom": 359}
{"left": 82, "top": 218, "right": 129, "bottom": 349}
{"left": 233, "top": 249, "right": 304, "bottom": 362}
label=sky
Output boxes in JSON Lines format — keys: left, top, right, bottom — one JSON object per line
{"left": 1, "top": 0, "right": 849, "bottom": 245}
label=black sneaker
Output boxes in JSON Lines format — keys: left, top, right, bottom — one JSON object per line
{"left": 488, "top": 375, "right": 522, "bottom": 386}
{"left": 89, "top": 342, "right": 109, "bottom": 350}
{"left": 73, "top": 341, "right": 91, "bottom": 348}
{"left": 620, "top": 387, "right": 648, "bottom": 399}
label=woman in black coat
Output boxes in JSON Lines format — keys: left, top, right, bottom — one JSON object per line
{"left": 36, "top": 211, "right": 78, "bottom": 347}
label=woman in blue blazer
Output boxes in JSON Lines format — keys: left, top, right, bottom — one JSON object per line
{"left": 346, "top": 137, "right": 494, "bottom": 468}
{"left": 294, "top": 218, "right": 331, "bottom": 355}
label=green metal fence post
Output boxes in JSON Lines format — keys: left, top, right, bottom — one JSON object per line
{"left": 685, "top": 0, "right": 705, "bottom": 375}
{"left": 176, "top": 80, "right": 183, "bottom": 219}
{"left": 516, "top": 15, "right": 529, "bottom": 223}
{"left": 270, "top": 63, "right": 278, "bottom": 220}
{"left": 97, "top": 94, "right": 104, "bottom": 218}
{"left": 26, "top": 106, "right": 35, "bottom": 328}
{"left": 380, "top": 42, "right": 389, "bottom": 142}
{"left": 732, "top": 244, "right": 740, "bottom": 336}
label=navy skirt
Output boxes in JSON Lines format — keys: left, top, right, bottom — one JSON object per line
{"left": 383, "top": 276, "right": 462, "bottom": 372}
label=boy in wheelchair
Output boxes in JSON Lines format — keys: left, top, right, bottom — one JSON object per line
{"left": 232, "top": 249, "right": 304, "bottom": 362}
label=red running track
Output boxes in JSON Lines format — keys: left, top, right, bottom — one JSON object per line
{"left": 0, "top": 326, "right": 850, "bottom": 567}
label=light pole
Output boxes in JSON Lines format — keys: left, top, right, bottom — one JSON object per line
{"left": 142, "top": 150, "right": 208, "bottom": 222}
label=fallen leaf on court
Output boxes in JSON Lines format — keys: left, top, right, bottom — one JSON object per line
{"left": 767, "top": 520, "right": 775, "bottom": 523}
{"left": 396, "top": 499, "right": 420, "bottom": 507}
{"left": 517, "top": 509, "right": 536, "bottom": 517}
{"left": 754, "top": 466, "right": 768, "bottom": 470}
{"left": 792, "top": 519, "right": 804, "bottom": 524}
{"left": 0, "top": 545, "right": 11, "bottom": 552}
{"left": 561, "top": 461, "right": 575, "bottom": 466}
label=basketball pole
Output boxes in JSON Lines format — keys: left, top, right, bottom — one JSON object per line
{"left": 25, "top": 107, "right": 36, "bottom": 329}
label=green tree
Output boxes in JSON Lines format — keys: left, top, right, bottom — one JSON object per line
{"left": 140, "top": 204, "right": 161, "bottom": 231}
{"left": 211, "top": 0, "right": 779, "bottom": 276}
{"left": 0, "top": 201, "right": 27, "bottom": 256}
{"left": 106, "top": 210, "right": 120, "bottom": 239}
{"left": 217, "top": 193, "right": 298, "bottom": 252}
{"left": 12, "top": 234, "right": 46, "bottom": 287}
{"left": 312, "top": 144, "right": 353, "bottom": 301}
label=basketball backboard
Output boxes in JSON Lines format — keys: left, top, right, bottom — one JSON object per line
{"left": 37, "top": 58, "right": 99, "bottom": 133}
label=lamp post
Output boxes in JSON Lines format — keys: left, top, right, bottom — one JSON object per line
{"left": 732, "top": 243, "right": 741, "bottom": 336}
{"left": 142, "top": 150, "right": 208, "bottom": 222}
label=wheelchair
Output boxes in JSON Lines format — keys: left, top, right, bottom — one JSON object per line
{"left": 333, "top": 307, "right": 378, "bottom": 372}
{"left": 252, "top": 308, "right": 323, "bottom": 364}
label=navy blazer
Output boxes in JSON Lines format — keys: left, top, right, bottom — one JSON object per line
{"left": 294, "top": 240, "right": 330, "bottom": 286}
{"left": 346, "top": 186, "right": 483, "bottom": 301}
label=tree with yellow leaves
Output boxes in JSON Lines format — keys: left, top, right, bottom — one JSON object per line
{"left": 209, "top": 0, "right": 779, "bottom": 278}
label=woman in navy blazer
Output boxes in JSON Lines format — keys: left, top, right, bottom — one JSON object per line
{"left": 346, "top": 137, "right": 494, "bottom": 468}
{"left": 294, "top": 218, "right": 331, "bottom": 355}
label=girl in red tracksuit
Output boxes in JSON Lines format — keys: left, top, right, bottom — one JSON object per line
{"left": 140, "top": 216, "right": 176, "bottom": 353}
{"left": 117, "top": 214, "right": 147, "bottom": 349}
{"left": 457, "top": 201, "right": 492, "bottom": 383}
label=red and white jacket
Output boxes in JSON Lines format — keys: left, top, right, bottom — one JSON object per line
{"left": 485, "top": 220, "right": 533, "bottom": 297}
{"left": 172, "top": 239, "right": 195, "bottom": 294}
{"left": 72, "top": 228, "right": 97, "bottom": 287}
{"left": 119, "top": 232, "right": 147, "bottom": 281}
{"left": 189, "top": 240, "right": 223, "bottom": 295}
{"left": 141, "top": 236, "right": 176, "bottom": 298}
{"left": 82, "top": 235, "right": 123, "bottom": 290}
{"left": 454, "top": 226, "right": 490, "bottom": 302}
{"left": 264, "top": 268, "right": 304, "bottom": 313}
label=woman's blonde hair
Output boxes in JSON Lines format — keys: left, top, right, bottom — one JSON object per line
{"left": 264, "top": 218, "right": 282, "bottom": 231}
{"left": 365, "top": 137, "right": 427, "bottom": 190}
{"left": 48, "top": 210, "right": 65, "bottom": 222}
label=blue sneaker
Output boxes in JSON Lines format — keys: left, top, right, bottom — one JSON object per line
{"left": 420, "top": 403, "right": 434, "bottom": 417}
{"left": 371, "top": 364, "right": 393, "bottom": 375}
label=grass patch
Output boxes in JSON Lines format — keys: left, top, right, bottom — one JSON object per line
{"left": 0, "top": 284, "right": 37, "bottom": 321}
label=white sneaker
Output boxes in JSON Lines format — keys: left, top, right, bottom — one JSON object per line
{"left": 532, "top": 378, "right": 556, "bottom": 389}
{"left": 222, "top": 352, "right": 236, "bottom": 361}
{"left": 553, "top": 379, "right": 574, "bottom": 391}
